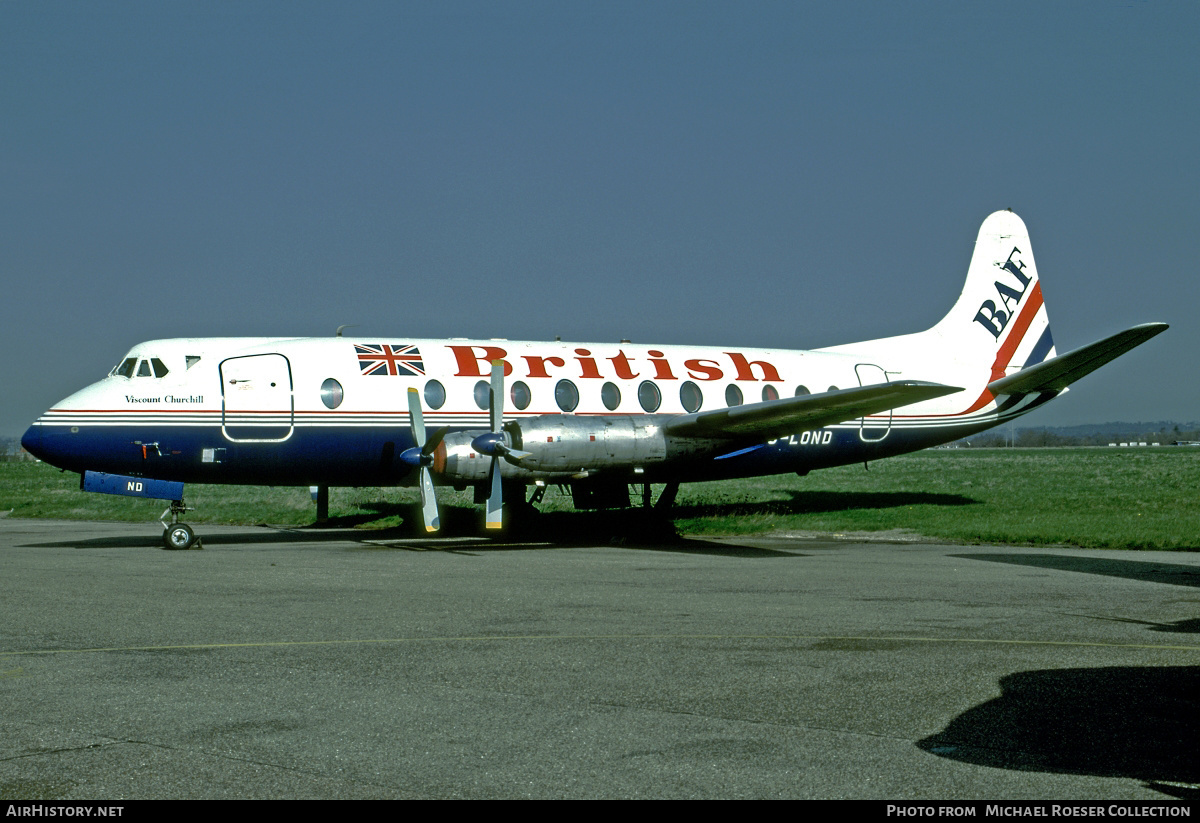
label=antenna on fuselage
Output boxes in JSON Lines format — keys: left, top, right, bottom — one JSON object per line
{"left": 336, "top": 325, "right": 358, "bottom": 337}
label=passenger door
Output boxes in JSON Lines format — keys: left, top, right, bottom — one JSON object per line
{"left": 220, "top": 354, "right": 294, "bottom": 442}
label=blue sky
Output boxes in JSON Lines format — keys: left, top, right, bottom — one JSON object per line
{"left": 3, "top": 1, "right": 1196, "bottom": 435}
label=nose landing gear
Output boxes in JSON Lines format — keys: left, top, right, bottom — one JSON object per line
{"left": 160, "top": 499, "right": 201, "bottom": 550}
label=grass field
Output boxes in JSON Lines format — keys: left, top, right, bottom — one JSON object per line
{"left": 1, "top": 448, "right": 1197, "bottom": 549}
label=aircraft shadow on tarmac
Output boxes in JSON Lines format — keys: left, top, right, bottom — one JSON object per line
{"left": 917, "top": 666, "right": 1200, "bottom": 798}
{"left": 20, "top": 490, "right": 974, "bottom": 555}
{"left": 955, "top": 553, "right": 1200, "bottom": 591}
{"left": 314, "top": 489, "right": 973, "bottom": 534}
{"left": 20, "top": 507, "right": 806, "bottom": 558}
{"left": 22, "top": 528, "right": 369, "bottom": 551}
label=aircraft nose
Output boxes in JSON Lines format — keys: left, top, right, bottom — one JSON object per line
{"left": 21, "top": 420, "right": 86, "bottom": 471}
{"left": 20, "top": 424, "right": 45, "bottom": 461}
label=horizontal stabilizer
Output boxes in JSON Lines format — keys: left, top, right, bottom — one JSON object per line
{"left": 664, "top": 381, "right": 962, "bottom": 441}
{"left": 988, "top": 322, "right": 1168, "bottom": 396}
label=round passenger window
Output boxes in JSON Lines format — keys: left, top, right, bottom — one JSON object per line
{"left": 762, "top": 385, "right": 779, "bottom": 402}
{"left": 679, "top": 381, "right": 702, "bottom": 413}
{"left": 511, "top": 381, "right": 531, "bottom": 411}
{"left": 725, "top": 384, "right": 743, "bottom": 407}
{"left": 555, "top": 380, "right": 579, "bottom": 412}
{"left": 794, "top": 385, "right": 810, "bottom": 397}
{"left": 638, "top": 381, "right": 661, "bottom": 412}
{"left": 601, "top": 382, "right": 621, "bottom": 411}
{"left": 424, "top": 379, "right": 446, "bottom": 410}
{"left": 474, "top": 381, "right": 491, "bottom": 411}
{"left": 320, "top": 378, "right": 344, "bottom": 410}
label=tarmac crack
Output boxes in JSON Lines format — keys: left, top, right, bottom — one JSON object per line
{"left": 0, "top": 739, "right": 124, "bottom": 764}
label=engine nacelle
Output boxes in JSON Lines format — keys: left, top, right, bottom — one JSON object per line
{"left": 433, "top": 415, "right": 688, "bottom": 483}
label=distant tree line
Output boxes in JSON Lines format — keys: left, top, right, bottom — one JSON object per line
{"left": 966, "top": 423, "right": 1200, "bottom": 448}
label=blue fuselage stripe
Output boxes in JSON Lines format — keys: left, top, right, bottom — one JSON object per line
{"left": 24, "top": 416, "right": 1006, "bottom": 488}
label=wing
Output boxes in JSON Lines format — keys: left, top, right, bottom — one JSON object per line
{"left": 663, "top": 381, "right": 963, "bottom": 441}
{"left": 988, "top": 322, "right": 1168, "bottom": 396}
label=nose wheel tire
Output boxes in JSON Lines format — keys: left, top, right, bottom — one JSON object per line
{"left": 163, "top": 523, "right": 195, "bottom": 550}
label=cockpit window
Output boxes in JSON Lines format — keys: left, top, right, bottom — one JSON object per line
{"left": 112, "top": 358, "right": 137, "bottom": 378}
{"left": 111, "top": 355, "right": 168, "bottom": 378}
{"left": 186, "top": 356, "right": 201, "bottom": 370}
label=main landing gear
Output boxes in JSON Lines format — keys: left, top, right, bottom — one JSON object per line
{"left": 160, "top": 499, "right": 201, "bottom": 550}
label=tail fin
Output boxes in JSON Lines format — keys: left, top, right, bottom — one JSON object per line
{"left": 820, "top": 211, "right": 1166, "bottom": 424}
{"left": 928, "top": 210, "right": 1166, "bottom": 411}
{"left": 821, "top": 210, "right": 1056, "bottom": 387}
{"left": 824, "top": 209, "right": 1164, "bottom": 412}
{"left": 928, "top": 209, "right": 1056, "bottom": 384}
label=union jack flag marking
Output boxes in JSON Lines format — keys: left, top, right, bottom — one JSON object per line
{"left": 355, "top": 344, "right": 425, "bottom": 377}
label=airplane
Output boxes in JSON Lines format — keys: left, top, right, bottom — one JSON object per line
{"left": 21, "top": 210, "right": 1167, "bottom": 549}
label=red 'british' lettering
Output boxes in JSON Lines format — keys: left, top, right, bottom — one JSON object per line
{"left": 607, "top": 351, "right": 639, "bottom": 380}
{"left": 449, "top": 345, "right": 511, "bottom": 377}
{"left": 522, "top": 355, "right": 566, "bottom": 378}
{"left": 685, "top": 359, "right": 723, "bottom": 381}
{"left": 574, "top": 349, "right": 603, "bottom": 379}
{"left": 647, "top": 350, "right": 676, "bottom": 380}
{"left": 444, "top": 345, "right": 780, "bottom": 383}
{"left": 725, "top": 352, "right": 781, "bottom": 382}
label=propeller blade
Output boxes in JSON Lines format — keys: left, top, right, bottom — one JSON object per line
{"left": 407, "top": 388, "right": 426, "bottom": 446}
{"left": 423, "top": 426, "right": 449, "bottom": 457}
{"left": 501, "top": 446, "right": 533, "bottom": 462}
{"left": 483, "top": 359, "right": 507, "bottom": 530}
{"left": 406, "top": 387, "right": 440, "bottom": 532}
{"left": 418, "top": 466, "right": 440, "bottom": 533}
{"left": 485, "top": 457, "right": 503, "bottom": 530}
{"left": 489, "top": 359, "right": 504, "bottom": 433}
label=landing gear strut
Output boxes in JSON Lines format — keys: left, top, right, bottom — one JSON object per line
{"left": 160, "top": 499, "right": 200, "bottom": 550}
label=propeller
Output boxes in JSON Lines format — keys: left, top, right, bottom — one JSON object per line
{"left": 469, "top": 360, "right": 531, "bottom": 530}
{"left": 400, "top": 388, "right": 448, "bottom": 532}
